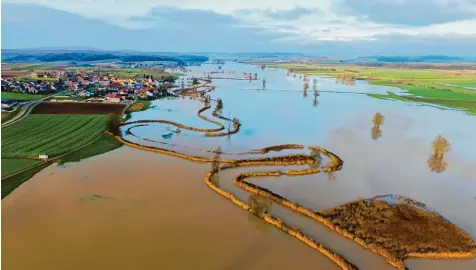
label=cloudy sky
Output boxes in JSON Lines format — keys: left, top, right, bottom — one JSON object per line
{"left": 2, "top": 0, "right": 476, "bottom": 55}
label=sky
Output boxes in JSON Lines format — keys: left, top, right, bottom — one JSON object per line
{"left": 2, "top": 0, "right": 476, "bottom": 56}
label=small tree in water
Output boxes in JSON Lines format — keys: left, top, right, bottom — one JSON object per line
{"left": 107, "top": 113, "right": 122, "bottom": 136}
{"left": 262, "top": 78, "right": 266, "bottom": 89}
{"left": 216, "top": 98, "right": 224, "bottom": 111}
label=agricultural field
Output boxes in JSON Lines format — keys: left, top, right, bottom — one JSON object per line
{"left": 2, "top": 63, "right": 59, "bottom": 71}
{"left": 2, "top": 161, "right": 52, "bottom": 198}
{"left": 32, "top": 102, "right": 126, "bottom": 114}
{"left": 1, "top": 92, "right": 47, "bottom": 100}
{"left": 1, "top": 159, "right": 40, "bottom": 177}
{"left": 269, "top": 63, "right": 476, "bottom": 113}
{"left": 1, "top": 114, "right": 107, "bottom": 158}
{"left": 1, "top": 107, "right": 22, "bottom": 122}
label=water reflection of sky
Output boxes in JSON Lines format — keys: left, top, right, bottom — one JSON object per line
{"left": 128, "top": 62, "right": 476, "bottom": 237}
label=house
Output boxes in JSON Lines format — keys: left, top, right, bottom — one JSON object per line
{"left": 99, "top": 80, "right": 110, "bottom": 87}
{"left": 114, "top": 78, "right": 133, "bottom": 83}
{"left": 105, "top": 93, "right": 122, "bottom": 103}
{"left": 39, "top": 154, "right": 49, "bottom": 159}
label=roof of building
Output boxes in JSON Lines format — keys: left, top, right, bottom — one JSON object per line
{"left": 105, "top": 93, "right": 122, "bottom": 99}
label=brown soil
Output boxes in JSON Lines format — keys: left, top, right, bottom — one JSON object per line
{"left": 320, "top": 198, "right": 476, "bottom": 260}
{"left": 32, "top": 102, "right": 126, "bottom": 114}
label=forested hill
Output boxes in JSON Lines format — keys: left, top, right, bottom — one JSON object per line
{"left": 1, "top": 50, "right": 208, "bottom": 64}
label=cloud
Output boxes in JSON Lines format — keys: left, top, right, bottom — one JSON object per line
{"left": 1, "top": 4, "right": 299, "bottom": 53}
{"left": 2, "top": 1, "right": 476, "bottom": 54}
{"left": 338, "top": 0, "right": 476, "bottom": 26}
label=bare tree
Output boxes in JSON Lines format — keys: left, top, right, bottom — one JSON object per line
{"left": 248, "top": 194, "right": 272, "bottom": 215}
{"left": 312, "top": 90, "right": 318, "bottom": 107}
{"left": 210, "top": 146, "right": 222, "bottom": 187}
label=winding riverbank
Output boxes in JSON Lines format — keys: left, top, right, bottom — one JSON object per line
{"left": 117, "top": 78, "right": 476, "bottom": 270}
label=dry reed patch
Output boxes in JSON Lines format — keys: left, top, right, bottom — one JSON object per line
{"left": 320, "top": 198, "right": 476, "bottom": 260}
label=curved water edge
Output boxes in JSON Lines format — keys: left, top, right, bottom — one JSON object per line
{"left": 119, "top": 81, "right": 476, "bottom": 270}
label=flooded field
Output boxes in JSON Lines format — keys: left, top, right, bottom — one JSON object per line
{"left": 3, "top": 62, "right": 476, "bottom": 269}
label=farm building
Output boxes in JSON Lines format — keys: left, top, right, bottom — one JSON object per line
{"left": 105, "top": 93, "right": 122, "bottom": 103}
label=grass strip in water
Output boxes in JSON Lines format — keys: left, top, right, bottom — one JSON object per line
{"left": 368, "top": 92, "right": 476, "bottom": 114}
{"left": 2, "top": 161, "right": 52, "bottom": 199}
{"left": 57, "top": 134, "right": 123, "bottom": 165}
{"left": 118, "top": 81, "right": 476, "bottom": 269}
{"left": 1, "top": 159, "right": 40, "bottom": 177}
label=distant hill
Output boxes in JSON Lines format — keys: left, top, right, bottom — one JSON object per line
{"left": 1, "top": 49, "right": 208, "bottom": 64}
{"left": 362, "top": 55, "right": 468, "bottom": 63}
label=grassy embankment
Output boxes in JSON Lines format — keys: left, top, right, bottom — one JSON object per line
{"left": 269, "top": 64, "right": 476, "bottom": 114}
{"left": 1, "top": 114, "right": 123, "bottom": 198}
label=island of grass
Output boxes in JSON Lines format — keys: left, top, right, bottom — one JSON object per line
{"left": 127, "top": 99, "right": 152, "bottom": 112}
{"left": 1, "top": 113, "right": 123, "bottom": 198}
{"left": 123, "top": 99, "right": 157, "bottom": 122}
{"left": 320, "top": 195, "right": 476, "bottom": 269}
{"left": 268, "top": 64, "right": 476, "bottom": 114}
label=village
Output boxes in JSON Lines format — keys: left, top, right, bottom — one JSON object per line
{"left": 1, "top": 66, "right": 191, "bottom": 112}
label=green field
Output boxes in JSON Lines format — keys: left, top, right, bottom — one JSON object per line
{"left": 1, "top": 106, "right": 22, "bottom": 122}
{"left": 1, "top": 92, "right": 46, "bottom": 100}
{"left": 1, "top": 114, "right": 107, "bottom": 158}
{"left": 1, "top": 159, "right": 40, "bottom": 177}
{"left": 170, "top": 72, "right": 183, "bottom": 77}
{"left": 10, "top": 77, "right": 59, "bottom": 82}
{"left": 134, "top": 99, "right": 152, "bottom": 111}
{"left": 57, "top": 134, "right": 122, "bottom": 165}
{"left": 2, "top": 63, "right": 58, "bottom": 71}
{"left": 269, "top": 64, "right": 476, "bottom": 114}
{"left": 2, "top": 161, "right": 52, "bottom": 199}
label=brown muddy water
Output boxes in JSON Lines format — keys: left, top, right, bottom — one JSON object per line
{"left": 3, "top": 62, "right": 476, "bottom": 269}
{"left": 2, "top": 148, "right": 339, "bottom": 270}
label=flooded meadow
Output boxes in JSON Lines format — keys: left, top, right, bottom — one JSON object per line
{"left": 2, "top": 62, "right": 476, "bottom": 269}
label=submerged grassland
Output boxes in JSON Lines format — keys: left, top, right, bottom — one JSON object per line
{"left": 268, "top": 64, "right": 476, "bottom": 114}
{"left": 118, "top": 84, "right": 476, "bottom": 270}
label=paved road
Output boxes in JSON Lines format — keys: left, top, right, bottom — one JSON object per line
{"left": 1, "top": 94, "right": 55, "bottom": 128}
